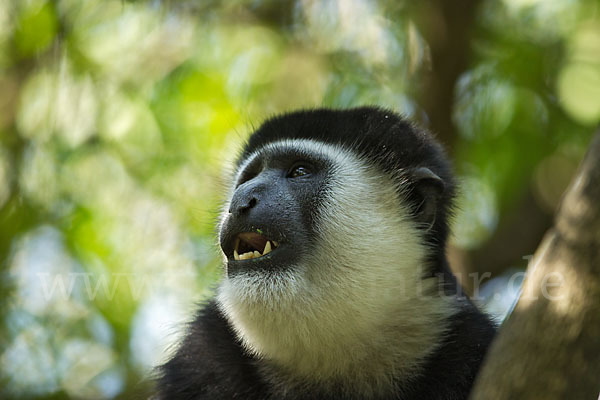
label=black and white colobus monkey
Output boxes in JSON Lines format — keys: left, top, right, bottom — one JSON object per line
{"left": 156, "top": 107, "right": 496, "bottom": 400}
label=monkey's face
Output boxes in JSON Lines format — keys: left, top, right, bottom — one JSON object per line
{"left": 216, "top": 139, "right": 450, "bottom": 368}
{"left": 219, "top": 141, "right": 331, "bottom": 278}
{"left": 218, "top": 138, "right": 429, "bottom": 301}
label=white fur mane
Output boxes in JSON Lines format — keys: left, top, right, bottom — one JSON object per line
{"left": 217, "top": 140, "right": 455, "bottom": 397}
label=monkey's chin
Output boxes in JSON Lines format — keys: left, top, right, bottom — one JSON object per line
{"left": 218, "top": 265, "right": 307, "bottom": 309}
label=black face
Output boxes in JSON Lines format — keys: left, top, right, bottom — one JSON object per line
{"left": 219, "top": 149, "right": 330, "bottom": 277}
{"left": 239, "top": 107, "right": 456, "bottom": 258}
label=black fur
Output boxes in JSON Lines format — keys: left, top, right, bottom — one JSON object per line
{"left": 155, "top": 107, "right": 496, "bottom": 399}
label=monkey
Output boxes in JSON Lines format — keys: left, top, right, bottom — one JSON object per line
{"left": 155, "top": 107, "right": 496, "bottom": 400}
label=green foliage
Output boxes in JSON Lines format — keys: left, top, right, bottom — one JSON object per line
{"left": 14, "top": 1, "right": 58, "bottom": 58}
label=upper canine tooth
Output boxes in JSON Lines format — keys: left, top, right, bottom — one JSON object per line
{"left": 263, "top": 241, "right": 272, "bottom": 255}
{"left": 234, "top": 249, "right": 240, "bottom": 260}
{"left": 253, "top": 251, "right": 261, "bottom": 258}
{"left": 273, "top": 241, "right": 279, "bottom": 247}
{"left": 234, "top": 238, "right": 240, "bottom": 252}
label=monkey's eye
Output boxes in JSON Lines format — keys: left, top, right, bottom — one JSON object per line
{"left": 288, "top": 164, "right": 311, "bottom": 178}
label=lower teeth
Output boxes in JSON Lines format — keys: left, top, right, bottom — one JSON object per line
{"left": 233, "top": 240, "right": 277, "bottom": 260}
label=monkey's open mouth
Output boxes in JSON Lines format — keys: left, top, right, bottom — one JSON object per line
{"left": 233, "top": 232, "right": 280, "bottom": 261}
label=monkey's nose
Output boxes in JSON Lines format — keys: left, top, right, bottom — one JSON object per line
{"left": 229, "top": 197, "right": 257, "bottom": 215}
{"left": 228, "top": 184, "right": 259, "bottom": 215}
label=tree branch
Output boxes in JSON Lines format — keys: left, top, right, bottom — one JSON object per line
{"left": 470, "top": 131, "right": 600, "bottom": 399}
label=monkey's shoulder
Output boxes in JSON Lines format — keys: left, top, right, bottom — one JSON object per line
{"left": 156, "top": 300, "right": 496, "bottom": 400}
{"left": 403, "top": 303, "right": 497, "bottom": 399}
{"left": 156, "top": 301, "right": 267, "bottom": 400}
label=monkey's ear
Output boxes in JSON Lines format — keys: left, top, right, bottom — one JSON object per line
{"left": 410, "top": 167, "right": 445, "bottom": 224}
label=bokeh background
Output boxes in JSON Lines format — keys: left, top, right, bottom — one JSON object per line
{"left": 1, "top": 0, "right": 599, "bottom": 398}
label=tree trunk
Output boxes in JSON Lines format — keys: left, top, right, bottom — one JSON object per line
{"left": 414, "top": 0, "right": 481, "bottom": 150}
{"left": 470, "top": 131, "right": 600, "bottom": 399}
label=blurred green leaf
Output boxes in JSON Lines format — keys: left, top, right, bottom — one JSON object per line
{"left": 14, "top": 1, "right": 58, "bottom": 58}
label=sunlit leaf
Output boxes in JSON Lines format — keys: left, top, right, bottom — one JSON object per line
{"left": 14, "top": 0, "right": 58, "bottom": 57}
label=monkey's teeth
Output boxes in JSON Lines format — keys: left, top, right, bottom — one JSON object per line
{"left": 234, "top": 239, "right": 278, "bottom": 260}
{"left": 237, "top": 251, "right": 262, "bottom": 260}
{"left": 263, "top": 241, "right": 272, "bottom": 255}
